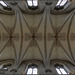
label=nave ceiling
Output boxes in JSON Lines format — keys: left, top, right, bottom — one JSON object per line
{"left": 0, "top": 0, "right": 75, "bottom": 74}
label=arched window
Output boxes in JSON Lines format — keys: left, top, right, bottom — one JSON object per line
{"left": 27, "top": 64, "right": 38, "bottom": 74}
{"left": 0, "top": 1, "right": 7, "bottom": 7}
{"left": 55, "top": 0, "right": 70, "bottom": 10}
{"left": 3, "top": 63, "right": 12, "bottom": 70}
{"left": 0, "top": 1, "right": 12, "bottom": 11}
{"left": 55, "top": 64, "right": 69, "bottom": 74}
{"left": 27, "top": 0, "right": 38, "bottom": 10}
{"left": 0, "top": 63, "right": 12, "bottom": 71}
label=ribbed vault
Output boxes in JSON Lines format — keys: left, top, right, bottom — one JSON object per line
{"left": 0, "top": 0, "right": 75, "bottom": 74}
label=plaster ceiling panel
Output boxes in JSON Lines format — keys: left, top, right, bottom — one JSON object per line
{"left": 58, "top": 12, "right": 75, "bottom": 61}
{"left": 11, "top": 13, "right": 22, "bottom": 63}
{"left": 50, "top": 13, "right": 72, "bottom": 34}
{"left": 50, "top": 40, "right": 73, "bottom": 63}
{"left": 35, "top": 13, "right": 47, "bottom": 61}
{"left": 21, "top": 46, "right": 43, "bottom": 61}
{"left": 0, "top": 0, "right": 75, "bottom": 73}
{"left": 0, "top": 46, "right": 15, "bottom": 60}
{"left": 22, "top": 13, "right": 43, "bottom": 28}
{"left": 46, "top": 12, "right": 55, "bottom": 60}
{"left": 18, "top": 13, "right": 31, "bottom": 60}
{"left": 69, "top": 12, "right": 75, "bottom": 61}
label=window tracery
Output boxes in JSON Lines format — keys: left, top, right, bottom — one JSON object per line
{"left": 27, "top": 64, "right": 38, "bottom": 74}
{"left": 55, "top": 64, "right": 69, "bottom": 74}
{"left": 55, "top": 0, "right": 70, "bottom": 10}
{"left": 0, "top": 63, "right": 12, "bottom": 71}
{"left": 27, "top": 0, "right": 38, "bottom": 10}
{"left": 0, "top": 1, "right": 7, "bottom": 7}
{"left": 0, "top": 1, "right": 12, "bottom": 11}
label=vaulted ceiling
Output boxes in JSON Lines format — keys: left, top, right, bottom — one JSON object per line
{"left": 0, "top": 0, "right": 75, "bottom": 73}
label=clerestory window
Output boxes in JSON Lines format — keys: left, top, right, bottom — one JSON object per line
{"left": 0, "top": 1, "right": 8, "bottom": 7}
{"left": 0, "top": 63, "right": 12, "bottom": 74}
{"left": 0, "top": 1, "right": 12, "bottom": 10}
{"left": 55, "top": 64, "right": 69, "bottom": 74}
{"left": 27, "top": 0, "right": 38, "bottom": 10}
{"left": 55, "top": 0, "right": 70, "bottom": 10}
{"left": 27, "top": 64, "right": 38, "bottom": 74}
{"left": 2, "top": 63, "right": 12, "bottom": 70}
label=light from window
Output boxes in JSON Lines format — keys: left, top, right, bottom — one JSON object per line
{"left": 27, "top": 68, "right": 32, "bottom": 74}
{"left": 27, "top": 0, "right": 33, "bottom": 6}
{"left": 55, "top": 65, "right": 68, "bottom": 74}
{"left": 0, "top": 65, "right": 8, "bottom": 70}
{"left": 56, "top": 0, "right": 68, "bottom": 6}
{"left": 3, "top": 67, "right": 8, "bottom": 70}
{"left": 56, "top": 0, "right": 62, "bottom": 6}
{"left": 33, "top": 0, "right": 38, "bottom": 6}
{"left": 55, "top": 0, "right": 70, "bottom": 10}
{"left": 60, "top": 0, "right": 68, "bottom": 6}
{"left": 27, "top": 67, "right": 38, "bottom": 74}
{"left": 60, "top": 68, "right": 67, "bottom": 74}
{"left": 56, "top": 68, "right": 62, "bottom": 74}
{"left": 0, "top": 1, "right": 7, "bottom": 7}
{"left": 27, "top": 0, "right": 38, "bottom": 7}
{"left": 33, "top": 68, "right": 38, "bottom": 74}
